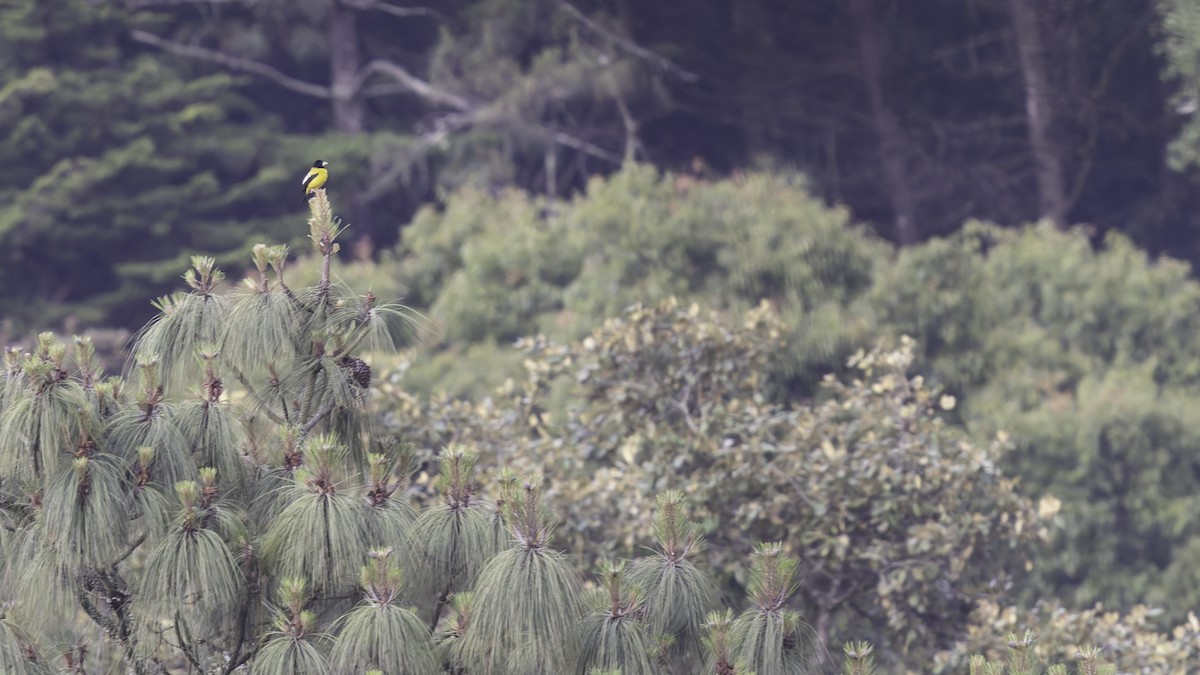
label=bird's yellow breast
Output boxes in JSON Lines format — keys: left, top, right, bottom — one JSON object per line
{"left": 303, "top": 167, "right": 328, "bottom": 193}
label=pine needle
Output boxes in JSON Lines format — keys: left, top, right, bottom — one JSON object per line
{"left": 463, "top": 481, "right": 585, "bottom": 675}
{"left": 252, "top": 632, "right": 330, "bottom": 675}
{"left": 41, "top": 454, "right": 130, "bottom": 570}
{"left": 171, "top": 399, "right": 247, "bottom": 494}
{"left": 0, "top": 615, "right": 53, "bottom": 675}
{"left": 329, "top": 603, "right": 438, "bottom": 673}
{"left": 221, "top": 289, "right": 303, "bottom": 377}
{"left": 260, "top": 481, "right": 369, "bottom": 596}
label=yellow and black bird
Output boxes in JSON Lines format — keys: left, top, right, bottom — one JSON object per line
{"left": 302, "top": 159, "right": 329, "bottom": 200}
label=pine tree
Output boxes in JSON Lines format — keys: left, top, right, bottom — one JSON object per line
{"left": 0, "top": 190, "right": 419, "bottom": 672}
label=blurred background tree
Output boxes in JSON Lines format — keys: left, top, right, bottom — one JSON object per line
{"left": 373, "top": 167, "right": 1200, "bottom": 649}
{"left": 3, "top": 0, "right": 1200, "bottom": 330}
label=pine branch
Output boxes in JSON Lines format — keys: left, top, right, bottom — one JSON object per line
{"left": 298, "top": 370, "right": 321, "bottom": 433}
{"left": 232, "top": 369, "right": 287, "bottom": 425}
{"left": 430, "top": 517, "right": 461, "bottom": 631}
{"left": 302, "top": 402, "right": 335, "bottom": 437}
{"left": 115, "top": 532, "right": 147, "bottom": 565}
{"left": 76, "top": 569, "right": 147, "bottom": 675}
{"left": 331, "top": 325, "right": 371, "bottom": 360}
{"left": 223, "top": 550, "right": 259, "bottom": 675}
{"left": 131, "top": 30, "right": 333, "bottom": 99}
{"left": 174, "top": 614, "right": 203, "bottom": 672}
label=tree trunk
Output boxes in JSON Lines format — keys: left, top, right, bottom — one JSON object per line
{"left": 815, "top": 602, "right": 833, "bottom": 670}
{"left": 731, "top": 0, "right": 775, "bottom": 159}
{"left": 329, "top": 2, "right": 365, "bottom": 133}
{"left": 1009, "top": 0, "right": 1068, "bottom": 228}
{"left": 849, "top": 0, "right": 919, "bottom": 245}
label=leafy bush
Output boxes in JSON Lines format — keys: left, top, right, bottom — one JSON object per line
{"left": 937, "top": 600, "right": 1200, "bottom": 673}
{"left": 870, "top": 222, "right": 1200, "bottom": 620}
{"left": 381, "top": 298, "right": 1048, "bottom": 665}
{"left": 355, "top": 172, "right": 1200, "bottom": 635}
{"left": 393, "top": 165, "right": 886, "bottom": 397}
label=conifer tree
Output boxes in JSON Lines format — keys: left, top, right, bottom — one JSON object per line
{"left": 0, "top": 190, "right": 419, "bottom": 672}
{"left": 462, "top": 477, "right": 585, "bottom": 674}
{"left": 728, "top": 543, "right": 821, "bottom": 675}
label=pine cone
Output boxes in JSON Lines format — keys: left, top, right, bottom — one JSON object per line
{"left": 338, "top": 355, "right": 371, "bottom": 389}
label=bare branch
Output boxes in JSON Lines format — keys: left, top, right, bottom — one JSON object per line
{"left": 545, "top": 129, "right": 623, "bottom": 164}
{"left": 554, "top": 0, "right": 698, "bottom": 82}
{"left": 131, "top": 30, "right": 332, "bottom": 99}
{"left": 607, "top": 70, "right": 642, "bottom": 164}
{"left": 355, "top": 59, "right": 471, "bottom": 110}
{"left": 125, "top": 0, "right": 255, "bottom": 6}
{"left": 364, "top": 103, "right": 618, "bottom": 202}
{"left": 341, "top": 0, "right": 446, "bottom": 21}
{"left": 360, "top": 83, "right": 426, "bottom": 97}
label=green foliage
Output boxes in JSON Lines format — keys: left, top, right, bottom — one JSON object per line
{"left": 223, "top": 245, "right": 298, "bottom": 344}
{"left": 254, "top": 580, "right": 330, "bottom": 675}
{"left": 384, "top": 177, "right": 1200, "bottom": 633}
{"left": 384, "top": 299, "right": 1045, "bottom": 664}
{"left": 702, "top": 609, "right": 751, "bottom": 675}
{"left": 0, "top": 192, "right": 433, "bottom": 672}
{"left": 2, "top": 177, "right": 1197, "bottom": 673}
{"left": 394, "top": 166, "right": 884, "bottom": 396}
{"left": 131, "top": 256, "right": 229, "bottom": 393}
{"left": 329, "top": 551, "right": 439, "bottom": 674}
{"left": 0, "top": 613, "right": 52, "bottom": 675}
{"left": 463, "top": 479, "right": 586, "bottom": 675}
{"left": 10, "top": 190, "right": 908, "bottom": 673}
{"left": 577, "top": 561, "right": 657, "bottom": 675}
{"left": 260, "top": 436, "right": 370, "bottom": 596}
{"left": 729, "top": 544, "right": 818, "bottom": 675}
{"left": 940, "top": 601, "right": 1200, "bottom": 673}
{"left": 135, "top": 480, "right": 244, "bottom": 636}
{"left": 0, "top": 1, "right": 314, "bottom": 328}
{"left": 409, "top": 447, "right": 503, "bottom": 602}
{"left": 870, "top": 222, "right": 1200, "bottom": 620}
{"left": 1160, "top": 0, "right": 1200, "bottom": 170}
{"left": 842, "top": 641, "right": 876, "bottom": 675}
{"left": 171, "top": 396, "right": 246, "bottom": 495}
{"left": 382, "top": 173, "right": 1200, "bottom": 641}
{"left": 42, "top": 455, "right": 130, "bottom": 570}
{"left": 0, "top": 333, "right": 92, "bottom": 481}
{"left": 627, "top": 490, "right": 714, "bottom": 667}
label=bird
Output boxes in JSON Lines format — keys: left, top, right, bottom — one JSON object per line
{"left": 302, "top": 159, "right": 329, "bottom": 200}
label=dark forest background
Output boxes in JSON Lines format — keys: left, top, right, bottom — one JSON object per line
{"left": 3, "top": 0, "right": 1200, "bottom": 330}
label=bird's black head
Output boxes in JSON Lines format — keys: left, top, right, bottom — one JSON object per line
{"left": 312, "top": 159, "right": 328, "bottom": 168}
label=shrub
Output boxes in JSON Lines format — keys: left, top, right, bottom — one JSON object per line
{"left": 381, "top": 298, "right": 1048, "bottom": 665}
